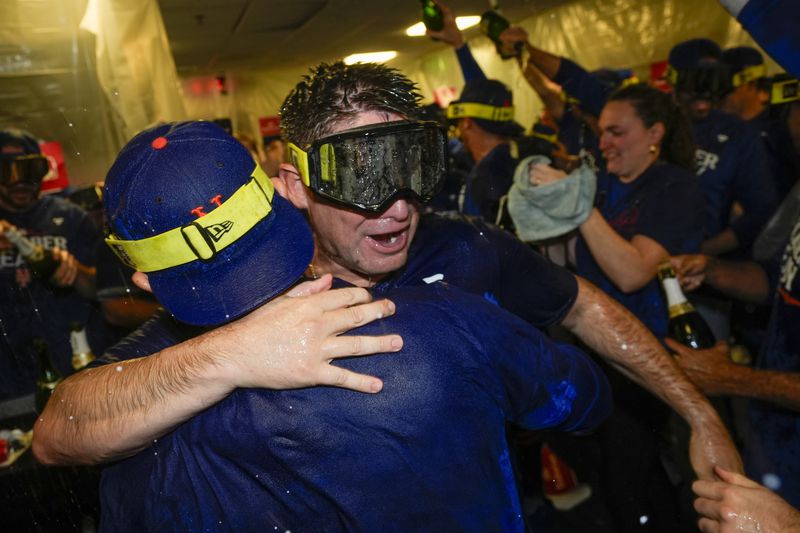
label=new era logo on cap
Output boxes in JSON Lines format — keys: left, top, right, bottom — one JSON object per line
{"left": 206, "top": 221, "right": 233, "bottom": 242}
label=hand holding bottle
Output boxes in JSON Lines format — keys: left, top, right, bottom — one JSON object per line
{"left": 498, "top": 26, "right": 529, "bottom": 60}
{"left": 670, "top": 254, "right": 712, "bottom": 292}
{"left": 424, "top": 0, "right": 464, "bottom": 49}
{"left": 665, "top": 338, "right": 737, "bottom": 396}
{"left": 49, "top": 246, "right": 79, "bottom": 287}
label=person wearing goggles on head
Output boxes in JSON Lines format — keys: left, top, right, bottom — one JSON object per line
{"left": 0, "top": 128, "right": 99, "bottom": 417}
{"left": 275, "top": 61, "right": 740, "bottom": 485}
{"left": 667, "top": 38, "right": 779, "bottom": 259}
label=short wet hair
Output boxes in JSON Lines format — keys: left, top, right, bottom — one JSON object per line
{"left": 280, "top": 61, "right": 423, "bottom": 146}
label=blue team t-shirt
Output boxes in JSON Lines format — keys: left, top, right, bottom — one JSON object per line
{"left": 97, "top": 283, "right": 611, "bottom": 531}
{"left": 576, "top": 162, "right": 705, "bottom": 338}
{"left": 0, "top": 195, "right": 99, "bottom": 401}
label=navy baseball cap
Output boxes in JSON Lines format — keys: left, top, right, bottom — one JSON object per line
{"left": 0, "top": 128, "right": 41, "bottom": 158}
{"left": 103, "top": 121, "right": 314, "bottom": 326}
{"left": 668, "top": 38, "right": 722, "bottom": 70}
{"left": 722, "top": 46, "right": 766, "bottom": 86}
{"left": 448, "top": 79, "right": 524, "bottom": 137}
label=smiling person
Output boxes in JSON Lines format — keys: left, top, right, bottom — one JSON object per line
{"left": 529, "top": 82, "right": 706, "bottom": 530}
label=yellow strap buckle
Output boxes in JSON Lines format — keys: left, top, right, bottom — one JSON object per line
{"left": 771, "top": 77, "right": 800, "bottom": 105}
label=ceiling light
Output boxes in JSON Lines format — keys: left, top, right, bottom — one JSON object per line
{"left": 344, "top": 51, "right": 398, "bottom": 65}
{"left": 405, "top": 16, "right": 481, "bottom": 37}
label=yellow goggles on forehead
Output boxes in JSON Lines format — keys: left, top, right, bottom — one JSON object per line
{"left": 105, "top": 164, "right": 274, "bottom": 272}
{"left": 771, "top": 77, "right": 800, "bottom": 105}
{"left": 446, "top": 102, "right": 515, "bottom": 122}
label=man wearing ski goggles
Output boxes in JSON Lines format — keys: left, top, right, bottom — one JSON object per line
{"left": 286, "top": 120, "right": 448, "bottom": 213}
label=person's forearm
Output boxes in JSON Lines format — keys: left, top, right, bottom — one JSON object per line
{"left": 701, "top": 228, "right": 740, "bottom": 257}
{"left": 525, "top": 42, "right": 561, "bottom": 79}
{"left": 562, "top": 277, "right": 739, "bottom": 479}
{"left": 33, "top": 334, "right": 233, "bottom": 465}
{"left": 705, "top": 257, "right": 770, "bottom": 304}
{"left": 522, "top": 61, "right": 565, "bottom": 121}
{"left": 711, "top": 365, "right": 800, "bottom": 411}
{"left": 579, "top": 209, "right": 658, "bottom": 292}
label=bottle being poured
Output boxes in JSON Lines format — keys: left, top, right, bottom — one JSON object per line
{"left": 1, "top": 222, "right": 59, "bottom": 281}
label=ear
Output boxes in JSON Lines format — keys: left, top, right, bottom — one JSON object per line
{"left": 648, "top": 121, "right": 666, "bottom": 146}
{"left": 276, "top": 163, "right": 311, "bottom": 210}
{"left": 131, "top": 271, "right": 152, "bottom": 293}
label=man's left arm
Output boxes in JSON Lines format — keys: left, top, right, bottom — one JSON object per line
{"left": 560, "top": 276, "right": 743, "bottom": 480}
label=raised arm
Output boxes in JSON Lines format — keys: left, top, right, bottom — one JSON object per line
{"left": 33, "top": 277, "right": 402, "bottom": 465}
{"left": 561, "top": 276, "right": 743, "bottom": 480}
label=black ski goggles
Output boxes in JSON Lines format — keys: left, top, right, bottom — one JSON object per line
{"left": 0, "top": 154, "right": 50, "bottom": 186}
{"left": 287, "top": 120, "right": 448, "bottom": 212}
{"left": 667, "top": 64, "right": 733, "bottom": 100}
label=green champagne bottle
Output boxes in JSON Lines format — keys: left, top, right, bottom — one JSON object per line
{"left": 34, "top": 338, "right": 63, "bottom": 413}
{"left": 4, "top": 225, "right": 59, "bottom": 281}
{"left": 658, "top": 262, "right": 715, "bottom": 350}
{"left": 480, "top": 8, "right": 521, "bottom": 59}
{"left": 420, "top": 0, "right": 444, "bottom": 32}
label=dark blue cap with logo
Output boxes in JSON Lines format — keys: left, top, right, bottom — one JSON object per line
{"left": 103, "top": 121, "right": 314, "bottom": 326}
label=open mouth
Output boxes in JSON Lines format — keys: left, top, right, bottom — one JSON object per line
{"left": 367, "top": 228, "right": 408, "bottom": 250}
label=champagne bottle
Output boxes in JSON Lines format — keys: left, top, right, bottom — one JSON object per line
{"left": 658, "top": 262, "right": 715, "bottom": 350}
{"left": 420, "top": 0, "right": 444, "bottom": 32}
{"left": 3, "top": 225, "right": 58, "bottom": 281}
{"left": 480, "top": 8, "right": 521, "bottom": 59}
{"left": 69, "top": 322, "right": 96, "bottom": 370}
{"left": 34, "top": 338, "right": 63, "bottom": 413}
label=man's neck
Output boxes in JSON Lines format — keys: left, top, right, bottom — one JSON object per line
{"left": 309, "top": 255, "right": 386, "bottom": 288}
{"left": 469, "top": 136, "right": 506, "bottom": 164}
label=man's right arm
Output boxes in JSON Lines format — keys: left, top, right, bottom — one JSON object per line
{"left": 560, "top": 277, "right": 742, "bottom": 480}
{"left": 33, "top": 279, "right": 402, "bottom": 465}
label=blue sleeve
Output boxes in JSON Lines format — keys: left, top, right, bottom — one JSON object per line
{"left": 455, "top": 44, "right": 487, "bottom": 83}
{"left": 552, "top": 58, "right": 610, "bottom": 118}
{"left": 481, "top": 220, "right": 579, "bottom": 326}
{"left": 493, "top": 321, "right": 612, "bottom": 432}
{"left": 729, "top": 124, "right": 780, "bottom": 247}
{"left": 738, "top": 0, "right": 800, "bottom": 78}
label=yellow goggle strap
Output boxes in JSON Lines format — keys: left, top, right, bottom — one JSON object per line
{"left": 772, "top": 77, "right": 800, "bottom": 105}
{"left": 666, "top": 65, "right": 679, "bottom": 86}
{"left": 732, "top": 64, "right": 767, "bottom": 87}
{"left": 287, "top": 142, "right": 311, "bottom": 187}
{"left": 105, "top": 164, "right": 274, "bottom": 272}
{"left": 446, "top": 102, "right": 515, "bottom": 122}
{"left": 531, "top": 130, "right": 558, "bottom": 145}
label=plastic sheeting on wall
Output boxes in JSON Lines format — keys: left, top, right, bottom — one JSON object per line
{"left": 400, "top": 0, "right": 780, "bottom": 133}
{"left": 0, "top": 0, "right": 121, "bottom": 186}
{"left": 80, "top": 0, "right": 187, "bottom": 142}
